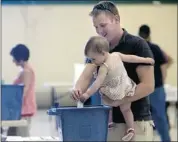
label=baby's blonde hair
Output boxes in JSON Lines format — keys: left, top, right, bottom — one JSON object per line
{"left": 84, "top": 36, "right": 110, "bottom": 56}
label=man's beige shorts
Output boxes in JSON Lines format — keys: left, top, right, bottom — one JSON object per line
{"left": 107, "top": 120, "right": 154, "bottom": 141}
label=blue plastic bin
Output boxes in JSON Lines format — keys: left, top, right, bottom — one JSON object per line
{"left": 91, "top": 91, "right": 102, "bottom": 105}
{"left": 47, "top": 105, "right": 111, "bottom": 141}
{"left": 1, "top": 84, "right": 24, "bottom": 120}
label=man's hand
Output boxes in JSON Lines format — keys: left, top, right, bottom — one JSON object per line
{"left": 161, "top": 49, "right": 173, "bottom": 68}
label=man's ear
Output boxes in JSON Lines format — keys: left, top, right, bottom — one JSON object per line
{"left": 115, "top": 15, "right": 120, "bottom": 23}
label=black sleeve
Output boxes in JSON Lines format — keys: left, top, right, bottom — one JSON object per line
{"left": 152, "top": 45, "right": 167, "bottom": 65}
{"left": 134, "top": 39, "right": 154, "bottom": 66}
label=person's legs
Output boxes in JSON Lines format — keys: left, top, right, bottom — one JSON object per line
{"left": 7, "top": 127, "right": 17, "bottom": 136}
{"left": 150, "top": 87, "right": 171, "bottom": 141}
{"left": 166, "top": 102, "right": 171, "bottom": 130}
{"left": 16, "top": 117, "right": 31, "bottom": 137}
{"left": 107, "top": 121, "right": 154, "bottom": 141}
{"left": 133, "top": 120, "right": 154, "bottom": 141}
{"left": 150, "top": 106, "right": 156, "bottom": 130}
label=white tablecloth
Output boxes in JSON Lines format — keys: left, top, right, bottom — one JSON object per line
{"left": 4, "top": 128, "right": 63, "bottom": 141}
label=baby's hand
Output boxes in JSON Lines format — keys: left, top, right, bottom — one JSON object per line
{"left": 146, "top": 58, "right": 155, "bottom": 65}
{"left": 80, "top": 93, "right": 90, "bottom": 103}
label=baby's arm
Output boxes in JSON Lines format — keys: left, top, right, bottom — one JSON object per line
{"left": 74, "top": 63, "right": 97, "bottom": 90}
{"left": 118, "top": 52, "right": 154, "bottom": 64}
{"left": 85, "top": 65, "right": 108, "bottom": 97}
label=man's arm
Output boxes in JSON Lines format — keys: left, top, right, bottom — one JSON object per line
{"left": 161, "top": 49, "right": 173, "bottom": 68}
{"left": 102, "top": 65, "right": 155, "bottom": 106}
{"left": 159, "top": 49, "right": 173, "bottom": 82}
{"left": 119, "top": 40, "right": 155, "bottom": 104}
{"left": 121, "top": 65, "right": 154, "bottom": 104}
{"left": 161, "top": 64, "right": 168, "bottom": 82}
{"left": 154, "top": 45, "right": 170, "bottom": 83}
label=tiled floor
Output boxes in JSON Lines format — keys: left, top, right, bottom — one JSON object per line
{"left": 29, "top": 105, "right": 177, "bottom": 141}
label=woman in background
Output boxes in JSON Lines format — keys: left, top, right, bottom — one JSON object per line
{"left": 7, "top": 44, "right": 37, "bottom": 136}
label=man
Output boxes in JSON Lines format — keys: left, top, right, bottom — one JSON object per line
{"left": 139, "top": 24, "right": 172, "bottom": 141}
{"left": 72, "top": 1, "right": 155, "bottom": 141}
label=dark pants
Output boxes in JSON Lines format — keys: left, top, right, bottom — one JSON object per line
{"left": 150, "top": 87, "right": 171, "bottom": 142}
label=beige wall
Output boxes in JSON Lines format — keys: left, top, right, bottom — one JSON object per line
{"left": 2, "top": 4, "right": 177, "bottom": 92}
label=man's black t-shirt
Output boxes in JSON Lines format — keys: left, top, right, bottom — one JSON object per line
{"left": 86, "top": 30, "right": 154, "bottom": 123}
{"left": 110, "top": 30, "right": 154, "bottom": 123}
{"left": 147, "top": 41, "right": 167, "bottom": 88}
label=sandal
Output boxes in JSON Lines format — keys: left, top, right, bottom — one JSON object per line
{"left": 122, "top": 128, "right": 135, "bottom": 141}
{"left": 108, "top": 122, "right": 115, "bottom": 129}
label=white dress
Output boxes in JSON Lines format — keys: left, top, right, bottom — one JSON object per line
{"left": 99, "top": 56, "right": 136, "bottom": 101}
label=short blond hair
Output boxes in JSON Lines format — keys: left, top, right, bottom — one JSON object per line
{"left": 84, "top": 36, "right": 109, "bottom": 56}
{"left": 89, "top": 1, "right": 119, "bottom": 17}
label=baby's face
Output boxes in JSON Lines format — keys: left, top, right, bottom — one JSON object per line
{"left": 87, "top": 51, "right": 106, "bottom": 66}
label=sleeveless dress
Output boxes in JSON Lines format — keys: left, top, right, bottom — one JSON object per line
{"left": 99, "top": 55, "right": 136, "bottom": 101}
{"left": 13, "top": 64, "right": 37, "bottom": 116}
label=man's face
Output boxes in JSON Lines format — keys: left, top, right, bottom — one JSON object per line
{"left": 92, "top": 12, "right": 118, "bottom": 43}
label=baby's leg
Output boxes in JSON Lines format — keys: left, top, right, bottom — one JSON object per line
{"left": 120, "top": 103, "right": 134, "bottom": 129}
{"left": 120, "top": 103, "right": 134, "bottom": 141}
{"left": 108, "top": 109, "right": 115, "bottom": 129}
{"left": 99, "top": 89, "right": 115, "bottom": 129}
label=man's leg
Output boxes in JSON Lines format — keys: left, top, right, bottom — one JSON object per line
{"left": 150, "top": 87, "right": 171, "bottom": 141}
{"left": 133, "top": 120, "right": 154, "bottom": 141}
{"left": 107, "top": 121, "right": 154, "bottom": 141}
